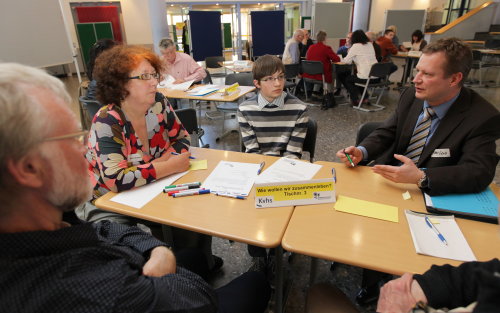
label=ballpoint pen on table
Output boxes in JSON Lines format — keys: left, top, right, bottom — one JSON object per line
{"left": 167, "top": 188, "right": 205, "bottom": 196}
{"left": 343, "top": 149, "right": 355, "bottom": 167}
{"left": 165, "top": 182, "right": 202, "bottom": 189}
{"left": 162, "top": 185, "right": 200, "bottom": 193}
{"left": 216, "top": 193, "right": 246, "bottom": 200}
{"left": 171, "top": 151, "right": 196, "bottom": 159}
{"left": 331, "top": 168, "right": 337, "bottom": 183}
{"left": 257, "top": 161, "right": 265, "bottom": 175}
{"left": 425, "top": 216, "right": 448, "bottom": 245}
{"left": 172, "top": 189, "right": 210, "bottom": 198}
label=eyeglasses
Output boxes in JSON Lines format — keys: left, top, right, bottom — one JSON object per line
{"left": 45, "top": 130, "right": 89, "bottom": 146}
{"left": 260, "top": 74, "right": 285, "bottom": 83}
{"left": 129, "top": 73, "right": 161, "bottom": 81}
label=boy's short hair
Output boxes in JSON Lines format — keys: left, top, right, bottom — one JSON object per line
{"left": 252, "top": 55, "right": 285, "bottom": 82}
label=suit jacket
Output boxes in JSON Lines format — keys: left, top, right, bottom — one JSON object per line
{"left": 360, "top": 86, "right": 500, "bottom": 195}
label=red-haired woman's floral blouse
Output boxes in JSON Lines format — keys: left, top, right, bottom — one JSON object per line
{"left": 86, "top": 94, "right": 190, "bottom": 202}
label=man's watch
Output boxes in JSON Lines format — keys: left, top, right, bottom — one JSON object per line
{"left": 417, "top": 168, "right": 429, "bottom": 189}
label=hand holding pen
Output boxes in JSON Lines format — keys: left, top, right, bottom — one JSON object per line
{"left": 335, "top": 147, "right": 362, "bottom": 168}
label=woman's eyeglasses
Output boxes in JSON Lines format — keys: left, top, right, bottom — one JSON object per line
{"left": 129, "top": 73, "right": 161, "bottom": 81}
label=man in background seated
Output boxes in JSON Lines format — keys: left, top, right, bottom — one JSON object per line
{"left": 0, "top": 62, "right": 270, "bottom": 313}
{"left": 365, "top": 31, "right": 382, "bottom": 62}
{"left": 336, "top": 32, "right": 352, "bottom": 58}
{"left": 299, "top": 29, "right": 314, "bottom": 59}
{"left": 283, "top": 29, "right": 305, "bottom": 65}
{"left": 159, "top": 38, "right": 206, "bottom": 84}
{"left": 376, "top": 29, "right": 398, "bottom": 75}
{"left": 337, "top": 37, "right": 500, "bottom": 305}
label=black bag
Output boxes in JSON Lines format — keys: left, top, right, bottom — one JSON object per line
{"left": 321, "top": 92, "right": 336, "bottom": 110}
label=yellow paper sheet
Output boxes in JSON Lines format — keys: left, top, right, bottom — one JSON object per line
{"left": 334, "top": 195, "right": 399, "bottom": 223}
{"left": 189, "top": 159, "right": 208, "bottom": 171}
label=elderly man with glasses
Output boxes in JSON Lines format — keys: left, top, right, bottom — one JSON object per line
{"left": 0, "top": 62, "right": 270, "bottom": 313}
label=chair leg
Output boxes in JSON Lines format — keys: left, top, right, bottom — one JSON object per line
{"left": 303, "top": 80, "right": 308, "bottom": 101}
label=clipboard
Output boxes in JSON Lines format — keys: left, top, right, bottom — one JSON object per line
{"left": 423, "top": 187, "right": 499, "bottom": 224}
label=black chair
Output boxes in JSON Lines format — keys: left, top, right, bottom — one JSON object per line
{"left": 205, "top": 56, "right": 226, "bottom": 78}
{"left": 353, "top": 63, "right": 393, "bottom": 112}
{"left": 302, "top": 118, "right": 317, "bottom": 162}
{"left": 485, "top": 39, "right": 500, "bottom": 50}
{"left": 79, "top": 96, "right": 102, "bottom": 130}
{"left": 284, "top": 63, "right": 300, "bottom": 94}
{"left": 301, "top": 60, "right": 327, "bottom": 101}
{"left": 175, "top": 108, "right": 208, "bottom": 148}
{"left": 355, "top": 121, "right": 383, "bottom": 166}
{"left": 240, "top": 117, "right": 317, "bottom": 163}
{"left": 468, "top": 50, "right": 500, "bottom": 87}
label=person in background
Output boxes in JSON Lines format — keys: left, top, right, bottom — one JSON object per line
{"left": 0, "top": 62, "right": 270, "bottom": 313}
{"left": 365, "top": 31, "right": 382, "bottom": 62}
{"left": 303, "top": 30, "right": 340, "bottom": 96}
{"left": 337, "top": 30, "right": 378, "bottom": 106}
{"left": 387, "top": 25, "right": 404, "bottom": 51}
{"left": 400, "top": 29, "right": 428, "bottom": 83}
{"left": 85, "top": 38, "right": 117, "bottom": 101}
{"left": 159, "top": 38, "right": 206, "bottom": 84}
{"left": 299, "top": 29, "right": 314, "bottom": 59}
{"left": 76, "top": 45, "right": 223, "bottom": 273}
{"left": 283, "top": 29, "right": 305, "bottom": 65}
{"left": 376, "top": 29, "right": 399, "bottom": 75}
{"left": 336, "top": 32, "right": 352, "bottom": 58}
{"left": 182, "top": 19, "right": 190, "bottom": 55}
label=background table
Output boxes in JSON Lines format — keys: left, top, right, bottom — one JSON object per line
{"left": 282, "top": 161, "right": 500, "bottom": 276}
{"left": 158, "top": 85, "right": 255, "bottom": 103}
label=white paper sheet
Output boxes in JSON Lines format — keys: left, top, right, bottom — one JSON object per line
{"left": 255, "top": 157, "right": 322, "bottom": 184}
{"left": 110, "top": 171, "right": 188, "bottom": 208}
{"left": 157, "top": 75, "right": 194, "bottom": 91}
{"left": 404, "top": 210, "right": 476, "bottom": 262}
{"left": 201, "top": 161, "right": 260, "bottom": 196}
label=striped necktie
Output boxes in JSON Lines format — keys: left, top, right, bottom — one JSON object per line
{"left": 405, "top": 107, "right": 436, "bottom": 164}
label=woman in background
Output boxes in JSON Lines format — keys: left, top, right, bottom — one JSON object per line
{"left": 400, "top": 29, "right": 427, "bottom": 82}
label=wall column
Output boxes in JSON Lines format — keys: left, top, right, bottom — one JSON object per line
{"left": 352, "top": 0, "right": 371, "bottom": 31}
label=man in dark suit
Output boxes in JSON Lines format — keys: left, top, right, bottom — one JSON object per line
{"left": 337, "top": 37, "right": 500, "bottom": 196}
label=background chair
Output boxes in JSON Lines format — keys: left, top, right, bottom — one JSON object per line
{"left": 284, "top": 63, "right": 300, "bottom": 94}
{"left": 175, "top": 108, "right": 208, "bottom": 148}
{"left": 355, "top": 121, "right": 383, "bottom": 166}
{"left": 79, "top": 95, "right": 102, "bottom": 130}
{"left": 205, "top": 56, "right": 227, "bottom": 78}
{"left": 302, "top": 118, "right": 317, "bottom": 162}
{"left": 301, "top": 60, "right": 327, "bottom": 102}
{"left": 468, "top": 50, "right": 500, "bottom": 87}
{"left": 354, "top": 63, "right": 392, "bottom": 112}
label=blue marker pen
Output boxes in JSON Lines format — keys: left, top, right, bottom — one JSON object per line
{"left": 425, "top": 216, "right": 448, "bottom": 245}
{"left": 171, "top": 152, "right": 196, "bottom": 159}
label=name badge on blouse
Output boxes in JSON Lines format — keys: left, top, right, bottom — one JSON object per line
{"left": 431, "top": 149, "right": 450, "bottom": 158}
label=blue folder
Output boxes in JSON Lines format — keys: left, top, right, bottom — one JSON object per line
{"left": 424, "top": 187, "right": 499, "bottom": 224}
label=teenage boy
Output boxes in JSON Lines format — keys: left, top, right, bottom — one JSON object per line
{"left": 237, "top": 54, "right": 309, "bottom": 160}
{"left": 237, "top": 55, "right": 309, "bottom": 268}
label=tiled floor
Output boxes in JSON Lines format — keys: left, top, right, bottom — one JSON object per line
{"left": 61, "top": 59, "right": 499, "bottom": 313}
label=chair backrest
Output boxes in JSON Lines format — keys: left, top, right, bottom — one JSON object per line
{"left": 301, "top": 60, "right": 324, "bottom": 76}
{"left": 355, "top": 121, "right": 383, "bottom": 146}
{"left": 302, "top": 118, "right": 317, "bottom": 162}
{"left": 203, "top": 69, "right": 213, "bottom": 84}
{"left": 368, "top": 63, "right": 393, "bottom": 79}
{"left": 472, "top": 49, "right": 483, "bottom": 62}
{"left": 485, "top": 39, "right": 500, "bottom": 49}
{"left": 225, "top": 72, "right": 254, "bottom": 86}
{"left": 79, "top": 96, "right": 102, "bottom": 127}
{"left": 175, "top": 108, "right": 198, "bottom": 134}
{"left": 205, "top": 56, "right": 225, "bottom": 69}
{"left": 284, "top": 63, "right": 300, "bottom": 79}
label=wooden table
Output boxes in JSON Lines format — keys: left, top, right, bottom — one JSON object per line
{"left": 220, "top": 61, "right": 253, "bottom": 73}
{"left": 282, "top": 161, "right": 500, "bottom": 277}
{"left": 158, "top": 85, "right": 255, "bottom": 103}
{"left": 392, "top": 52, "right": 421, "bottom": 87}
{"left": 95, "top": 147, "right": 291, "bottom": 313}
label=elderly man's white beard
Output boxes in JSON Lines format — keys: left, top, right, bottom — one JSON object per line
{"left": 40, "top": 146, "right": 93, "bottom": 212}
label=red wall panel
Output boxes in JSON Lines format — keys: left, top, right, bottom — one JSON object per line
{"left": 75, "top": 6, "right": 123, "bottom": 42}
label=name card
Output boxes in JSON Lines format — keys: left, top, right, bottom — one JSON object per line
{"left": 255, "top": 178, "right": 335, "bottom": 208}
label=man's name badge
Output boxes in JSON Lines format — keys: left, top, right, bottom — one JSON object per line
{"left": 431, "top": 148, "right": 450, "bottom": 158}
